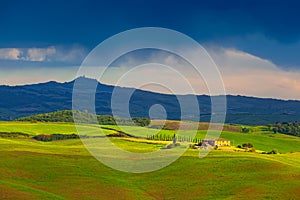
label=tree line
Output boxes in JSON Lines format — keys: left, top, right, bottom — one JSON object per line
{"left": 33, "top": 133, "right": 79, "bottom": 142}
{"left": 272, "top": 122, "right": 300, "bottom": 137}
{"left": 16, "top": 110, "right": 150, "bottom": 127}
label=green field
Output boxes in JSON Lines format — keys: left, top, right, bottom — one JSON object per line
{"left": 0, "top": 122, "right": 300, "bottom": 199}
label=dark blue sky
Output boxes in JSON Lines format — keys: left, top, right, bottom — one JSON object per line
{"left": 1, "top": 0, "right": 300, "bottom": 68}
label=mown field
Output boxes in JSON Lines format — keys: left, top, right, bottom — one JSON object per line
{"left": 0, "top": 122, "right": 300, "bottom": 199}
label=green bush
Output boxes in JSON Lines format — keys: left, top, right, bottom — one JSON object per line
{"left": 262, "top": 149, "right": 279, "bottom": 154}
{"left": 247, "top": 148, "right": 256, "bottom": 152}
{"left": 132, "top": 118, "right": 150, "bottom": 127}
{"left": 268, "top": 149, "right": 279, "bottom": 154}
{"left": 242, "top": 143, "right": 253, "bottom": 148}
{"left": 33, "top": 134, "right": 79, "bottom": 142}
{"left": 241, "top": 127, "right": 251, "bottom": 133}
{"left": 0, "top": 132, "right": 30, "bottom": 138}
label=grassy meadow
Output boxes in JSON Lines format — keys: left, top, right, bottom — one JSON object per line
{"left": 0, "top": 122, "right": 300, "bottom": 199}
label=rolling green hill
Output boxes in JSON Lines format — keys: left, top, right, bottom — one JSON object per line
{"left": 1, "top": 121, "right": 300, "bottom": 153}
{"left": 16, "top": 110, "right": 150, "bottom": 127}
{"left": 0, "top": 121, "right": 300, "bottom": 199}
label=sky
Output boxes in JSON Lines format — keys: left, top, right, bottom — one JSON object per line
{"left": 1, "top": 0, "right": 300, "bottom": 99}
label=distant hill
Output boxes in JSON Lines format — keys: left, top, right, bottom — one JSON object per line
{"left": 16, "top": 110, "right": 150, "bottom": 127}
{"left": 1, "top": 76, "right": 300, "bottom": 124}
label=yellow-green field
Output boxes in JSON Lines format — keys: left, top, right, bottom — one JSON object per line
{"left": 0, "top": 122, "right": 300, "bottom": 199}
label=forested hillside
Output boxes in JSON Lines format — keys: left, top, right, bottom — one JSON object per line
{"left": 2, "top": 76, "right": 300, "bottom": 124}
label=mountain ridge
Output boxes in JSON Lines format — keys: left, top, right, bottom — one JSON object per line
{"left": 2, "top": 77, "right": 299, "bottom": 102}
{"left": 1, "top": 76, "right": 300, "bottom": 124}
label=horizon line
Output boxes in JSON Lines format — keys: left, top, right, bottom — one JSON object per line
{"left": 1, "top": 76, "right": 299, "bottom": 102}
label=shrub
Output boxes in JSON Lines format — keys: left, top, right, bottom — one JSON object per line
{"left": 33, "top": 133, "right": 79, "bottom": 142}
{"left": 241, "top": 127, "right": 251, "bottom": 133}
{"left": 132, "top": 118, "right": 150, "bottom": 127}
{"left": 0, "top": 132, "right": 30, "bottom": 138}
{"left": 33, "top": 134, "right": 52, "bottom": 142}
{"left": 262, "top": 149, "right": 279, "bottom": 154}
{"left": 268, "top": 149, "right": 279, "bottom": 154}
{"left": 242, "top": 143, "right": 253, "bottom": 148}
{"left": 247, "top": 148, "right": 256, "bottom": 152}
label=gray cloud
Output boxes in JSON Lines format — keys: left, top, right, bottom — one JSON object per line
{"left": 0, "top": 45, "right": 87, "bottom": 64}
{"left": 0, "top": 48, "right": 23, "bottom": 60}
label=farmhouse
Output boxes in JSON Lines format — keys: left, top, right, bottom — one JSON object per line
{"left": 202, "top": 139, "right": 230, "bottom": 147}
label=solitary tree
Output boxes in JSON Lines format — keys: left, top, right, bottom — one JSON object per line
{"left": 172, "top": 134, "right": 177, "bottom": 144}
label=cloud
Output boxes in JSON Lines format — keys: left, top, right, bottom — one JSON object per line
{"left": 0, "top": 48, "right": 23, "bottom": 60}
{"left": 25, "top": 46, "right": 56, "bottom": 61}
{"left": 208, "top": 47, "right": 300, "bottom": 100}
{"left": 95, "top": 46, "right": 300, "bottom": 100}
{"left": 204, "top": 33, "right": 300, "bottom": 68}
{"left": 0, "top": 47, "right": 55, "bottom": 62}
{"left": 52, "top": 45, "right": 88, "bottom": 63}
{"left": 0, "top": 45, "right": 87, "bottom": 63}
